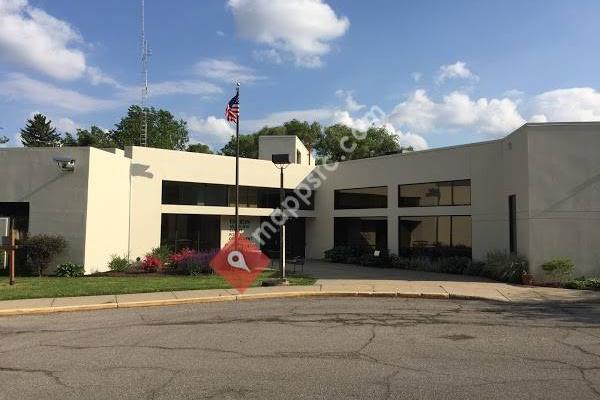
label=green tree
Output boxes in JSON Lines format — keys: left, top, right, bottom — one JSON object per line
{"left": 111, "top": 105, "right": 189, "bottom": 150}
{"left": 283, "top": 120, "right": 321, "bottom": 152}
{"left": 187, "top": 143, "right": 213, "bottom": 154}
{"left": 314, "top": 125, "right": 401, "bottom": 162}
{"left": 0, "top": 136, "right": 8, "bottom": 145}
{"left": 62, "top": 126, "right": 116, "bottom": 148}
{"left": 20, "top": 114, "right": 61, "bottom": 147}
{"left": 219, "top": 119, "right": 322, "bottom": 158}
{"left": 220, "top": 133, "right": 261, "bottom": 158}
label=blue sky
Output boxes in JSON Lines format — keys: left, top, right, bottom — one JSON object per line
{"left": 1, "top": 0, "right": 600, "bottom": 151}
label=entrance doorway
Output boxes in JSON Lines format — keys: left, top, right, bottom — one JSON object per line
{"left": 0, "top": 202, "right": 29, "bottom": 273}
{"left": 259, "top": 217, "right": 306, "bottom": 258}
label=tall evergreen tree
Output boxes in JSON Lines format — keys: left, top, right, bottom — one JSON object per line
{"left": 20, "top": 114, "right": 61, "bottom": 147}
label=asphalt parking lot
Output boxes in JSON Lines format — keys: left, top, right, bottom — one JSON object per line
{"left": 1, "top": 297, "right": 600, "bottom": 399}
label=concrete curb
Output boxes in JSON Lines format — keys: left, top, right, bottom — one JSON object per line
{"left": 0, "top": 289, "right": 498, "bottom": 317}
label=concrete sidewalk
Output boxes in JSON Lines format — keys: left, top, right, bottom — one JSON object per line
{"left": 1, "top": 261, "right": 600, "bottom": 316}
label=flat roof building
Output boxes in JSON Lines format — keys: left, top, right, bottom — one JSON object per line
{"left": 1, "top": 122, "right": 599, "bottom": 279}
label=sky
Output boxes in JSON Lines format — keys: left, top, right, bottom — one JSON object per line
{"left": 1, "top": 0, "right": 600, "bottom": 151}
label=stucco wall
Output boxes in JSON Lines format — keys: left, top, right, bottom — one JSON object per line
{"left": 258, "top": 135, "right": 312, "bottom": 165}
{"left": 306, "top": 141, "right": 506, "bottom": 259}
{"left": 0, "top": 147, "right": 91, "bottom": 271}
{"left": 126, "top": 146, "right": 315, "bottom": 259}
{"left": 83, "top": 148, "right": 131, "bottom": 273}
{"left": 525, "top": 123, "right": 600, "bottom": 278}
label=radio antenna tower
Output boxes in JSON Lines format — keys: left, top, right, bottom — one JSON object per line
{"left": 140, "top": 0, "right": 150, "bottom": 147}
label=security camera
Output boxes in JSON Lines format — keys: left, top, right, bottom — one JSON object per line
{"left": 52, "top": 156, "right": 76, "bottom": 172}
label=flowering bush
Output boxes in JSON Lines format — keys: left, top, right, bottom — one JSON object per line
{"left": 169, "top": 249, "right": 218, "bottom": 275}
{"left": 169, "top": 248, "right": 196, "bottom": 265}
{"left": 141, "top": 255, "right": 163, "bottom": 272}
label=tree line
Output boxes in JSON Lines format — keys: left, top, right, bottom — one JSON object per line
{"left": 16, "top": 104, "right": 411, "bottom": 162}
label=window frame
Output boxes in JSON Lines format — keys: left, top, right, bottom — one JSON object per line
{"left": 161, "top": 180, "right": 315, "bottom": 210}
{"left": 398, "top": 214, "right": 473, "bottom": 256}
{"left": 398, "top": 179, "right": 471, "bottom": 208}
{"left": 334, "top": 186, "right": 388, "bottom": 210}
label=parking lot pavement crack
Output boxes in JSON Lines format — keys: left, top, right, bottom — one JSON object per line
{"left": 0, "top": 365, "right": 71, "bottom": 389}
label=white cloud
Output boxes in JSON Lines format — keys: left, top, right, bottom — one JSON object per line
{"left": 530, "top": 88, "right": 600, "bottom": 122}
{"left": 411, "top": 72, "right": 422, "bottom": 83}
{"left": 150, "top": 80, "right": 222, "bottom": 97}
{"left": 0, "top": 0, "right": 86, "bottom": 80}
{"left": 331, "top": 106, "right": 428, "bottom": 150}
{"left": 227, "top": 0, "right": 349, "bottom": 68}
{"left": 194, "top": 59, "right": 264, "bottom": 84}
{"left": 187, "top": 115, "right": 235, "bottom": 141}
{"left": 335, "top": 90, "right": 365, "bottom": 112}
{"left": 385, "top": 124, "right": 428, "bottom": 150}
{"left": 0, "top": 73, "right": 116, "bottom": 112}
{"left": 529, "top": 114, "right": 548, "bottom": 123}
{"left": 436, "top": 61, "right": 479, "bottom": 84}
{"left": 216, "top": 30, "right": 225, "bottom": 37}
{"left": 187, "top": 89, "right": 430, "bottom": 150}
{"left": 503, "top": 89, "right": 524, "bottom": 100}
{"left": 253, "top": 49, "right": 283, "bottom": 64}
{"left": 0, "top": 72, "right": 222, "bottom": 113}
{"left": 243, "top": 108, "right": 336, "bottom": 132}
{"left": 117, "top": 80, "right": 222, "bottom": 103}
{"left": 86, "top": 66, "right": 122, "bottom": 88}
{"left": 54, "top": 117, "right": 80, "bottom": 132}
{"left": 388, "top": 90, "right": 437, "bottom": 132}
{"left": 389, "top": 89, "right": 525, "bottom": 136}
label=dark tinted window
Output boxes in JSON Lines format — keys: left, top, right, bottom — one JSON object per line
{"left": 162, "top": 181, "right": 314, "bottom": 210}
{"left": 334, "top": 186, "right": 387, "bottom": 209}
{"left": 398, "top": 215, "right": 472, "bottom": 257}
{"left": 160, "top": 214, "right": 220, "bottom": 251}
{"left": 334, "top": 217, "right": 388, "bottom": 251}
{"left": 399, "top": 180, "right": 471, "bottom": 207}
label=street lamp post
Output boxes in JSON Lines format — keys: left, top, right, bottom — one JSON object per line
{"left": 272, "top": 153, "right": 291, "bottom": 282}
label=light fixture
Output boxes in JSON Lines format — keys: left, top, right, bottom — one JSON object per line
{"left": 52, "top": 156, "right": 76, "bottom": 172}
{"left": 272, "top": 153, "right": 291, "bottom": 282}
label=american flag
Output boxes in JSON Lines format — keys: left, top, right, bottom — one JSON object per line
{"left": 225, "top": 92, "right": 239, "bottom": 123}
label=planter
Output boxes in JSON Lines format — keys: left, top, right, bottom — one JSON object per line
{"left": 521, "top": 271, "right": 534, "bottom": 286}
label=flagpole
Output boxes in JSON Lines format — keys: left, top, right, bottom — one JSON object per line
{"left": 235, "top": 82, "right": 240, "bottom": 245}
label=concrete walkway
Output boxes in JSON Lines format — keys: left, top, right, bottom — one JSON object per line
{"left": 1, "top": 260, "right": 600, "bottom": 316}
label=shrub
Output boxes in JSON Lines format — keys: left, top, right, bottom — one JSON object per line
{"left": 585, "top": 278, "right": 600, "bottom": 290}
{"left": 436, "top": 257, "right": 472, "bottom": 275}
{"left": 359, "top": 251, "right": 390, "bottom": 267}
{"left": 403, "top": 245, "right": 472, "bottom": 259}
{"left": 324, "top": 246, "right": 362, "bottom": 263}
{"left": 483, "top": 251, "right": 528, "bottom": 283}
{"left": 564, "top": 279, "right": 586, "bottom": 290}
{"left": 390, "top": 254, "right": 410, "bottom": 269}
{"left": 108, "top": 255, "right": 130, "bottom": 272}
{"left": 407, "top": 257, "right": 435, "bottom": 272}
{"left": 55, "top": 262, "right": 85, "bottom": 277}
{"left": 564, "top": 277, "right": 600, "bottom": 291}
{"left": 23, "top": 234, "right": 67, "bottom": 276}
{"left": 141, "top": 255, "right": 163, "bottom": 272}
{"left": 463, "top": 260, "right": 485, "bottom": 277}
{"left": 541, "top": 258, "right": 575, "bottom": 283}
{"left": 147, "top": 246, "right": 172, "bottom": 265}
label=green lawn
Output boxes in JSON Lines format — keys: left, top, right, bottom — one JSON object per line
{"left": 0, "top": 271, "right": 316, "bottom": 301}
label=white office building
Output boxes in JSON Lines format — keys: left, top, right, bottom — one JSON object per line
{"left": 1, "top": 122, "right": 599, "bottom": 279}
